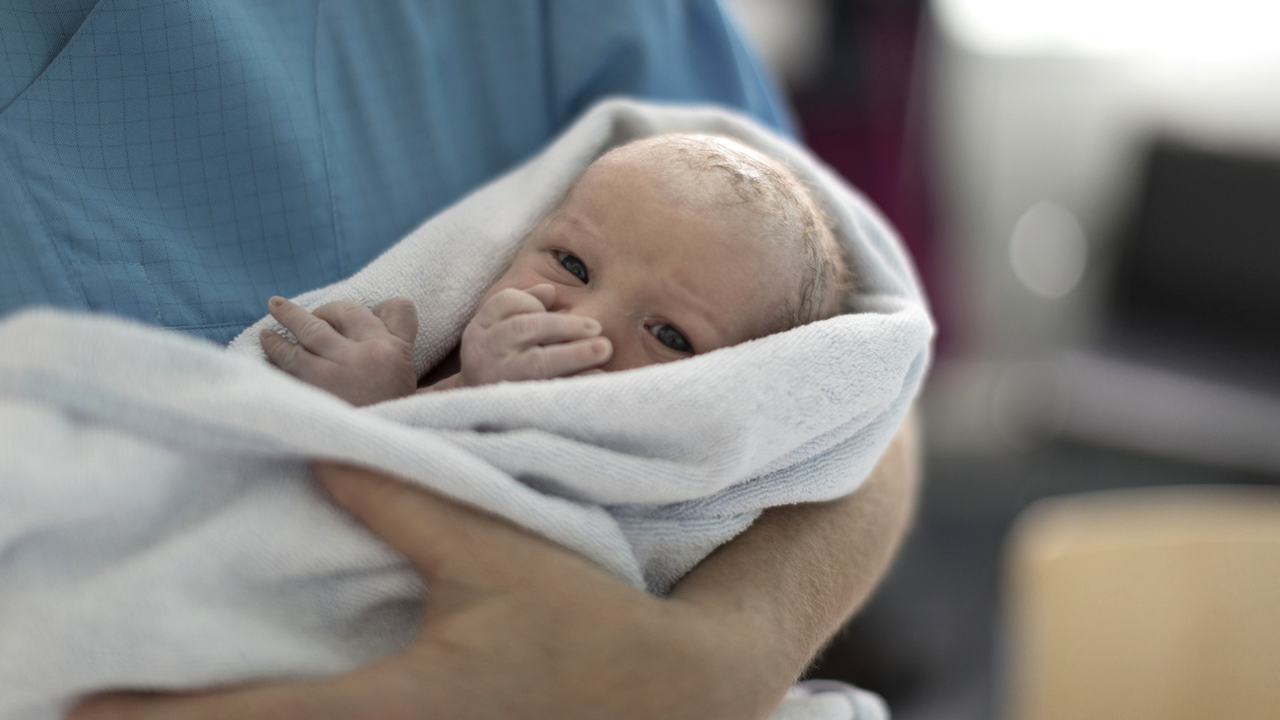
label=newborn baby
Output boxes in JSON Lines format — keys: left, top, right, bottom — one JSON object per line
{"left": 259, "top": 133, "right": 852, "bottom": 405}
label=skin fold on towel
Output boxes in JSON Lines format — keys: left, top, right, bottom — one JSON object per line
{"left": 257, "top": 133, "right": 852, "bottom": 405}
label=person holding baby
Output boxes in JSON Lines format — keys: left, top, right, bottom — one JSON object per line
{"left": 0, "top": 2, "right": 919, "bottom": 718}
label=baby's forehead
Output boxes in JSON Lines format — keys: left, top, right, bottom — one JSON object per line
{"left": 571, "top": 140, "right": 805, "bottom": 261}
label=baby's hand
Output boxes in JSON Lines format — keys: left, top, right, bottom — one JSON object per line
{"left": 457, "top": 284, "right": 611, "bottom": 388}
{"left": 260, "top": 296, "right": 418, "bottom": 406}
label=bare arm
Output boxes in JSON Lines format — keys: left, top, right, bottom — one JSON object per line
{"left": 669, "top": 409, "right": 921, "bottom": 712}
{"left": 71, "top": 413, "right": 919, "bottom": 720}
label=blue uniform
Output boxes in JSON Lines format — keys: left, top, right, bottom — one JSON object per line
{"left": 0, "top": 0, "right": 791, "bottom": 342}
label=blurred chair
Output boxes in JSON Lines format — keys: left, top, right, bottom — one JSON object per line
{"left": 1001, "top": 485, "right": 1280, "bottom": 720}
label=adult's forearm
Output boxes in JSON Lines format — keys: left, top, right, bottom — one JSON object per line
{"left": 668, "top": 411, "right": 921, "bottom": 713}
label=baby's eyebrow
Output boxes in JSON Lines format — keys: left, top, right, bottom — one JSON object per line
{"left": 552, "top": 212, "right": 600, "bottom": 241}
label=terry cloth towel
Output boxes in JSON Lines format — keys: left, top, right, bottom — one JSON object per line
{"left": 0, "top": 98, "right": 930, "bottom": 720}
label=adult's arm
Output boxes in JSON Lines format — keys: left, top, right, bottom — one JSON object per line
{"left": 71, "top": 415, "right": 918, "bottom": 720}
{"left": 670, "top": 409, "right": 921, "bottom": 709}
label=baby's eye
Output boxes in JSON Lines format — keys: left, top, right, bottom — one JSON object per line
{"left": 650, "top": 324, "right": 692, "bottom": 353}
{"left": 557, "top": 252, "right": 589, "bottom": 283}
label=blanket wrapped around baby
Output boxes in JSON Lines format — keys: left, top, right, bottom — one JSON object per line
{"left": 0, "top": 99, "right": 931, "bottom": 720}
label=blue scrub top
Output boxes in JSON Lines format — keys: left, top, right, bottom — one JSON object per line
{"left": 0, "top": 0, "right": 793, "bottom": 342}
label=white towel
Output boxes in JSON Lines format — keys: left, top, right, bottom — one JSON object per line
{"left": 0, "top": 99, "right": 929, "bottom": 719}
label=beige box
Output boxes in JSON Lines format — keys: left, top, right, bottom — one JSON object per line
{"left": 1002, "top": 485, "right": 1280, "bottom": 720}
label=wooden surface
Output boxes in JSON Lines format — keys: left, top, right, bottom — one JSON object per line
{"left": 1002, "top": 485, "right": 1280, "bottom": 720}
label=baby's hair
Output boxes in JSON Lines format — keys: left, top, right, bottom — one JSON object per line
{"left": 595, "top": 133, "right": 853, "bottom": 330}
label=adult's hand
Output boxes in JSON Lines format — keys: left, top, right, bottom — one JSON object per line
{"left": 70, "top": 461, "right": 786, "bottom": 720}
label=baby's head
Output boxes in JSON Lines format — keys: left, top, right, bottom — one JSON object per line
{"left": 481, "top": 133, "right": 851, "bottom": 372}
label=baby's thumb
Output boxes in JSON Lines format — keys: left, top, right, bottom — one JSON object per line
{"left": 522, "top": 283, "right": 556, "bottom": 310}
{"left": 372, "top": 297, "right": 419, "bottom": 343}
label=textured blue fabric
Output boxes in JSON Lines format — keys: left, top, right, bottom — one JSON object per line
{"left": 0, "top": 0, "right": 792, "bottom": 342}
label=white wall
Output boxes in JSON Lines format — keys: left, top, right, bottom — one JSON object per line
{"left": 924, "top": 0, "right": 1280, "bottom": 457}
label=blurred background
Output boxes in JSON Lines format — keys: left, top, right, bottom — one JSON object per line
{"left": 723, "top": 1, "right": 1280, "bottom": 718}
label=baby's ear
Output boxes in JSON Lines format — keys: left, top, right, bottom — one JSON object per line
{"left": 522, "top": 284, "right": 556, "bottom": 310}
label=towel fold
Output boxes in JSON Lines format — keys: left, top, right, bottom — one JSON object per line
{"left": 0, "top": 99, "right": 929, "bottom": 720}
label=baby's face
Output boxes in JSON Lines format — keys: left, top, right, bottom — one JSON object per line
{"left": 478, "top": 152, "right": 798, "bottom": 373}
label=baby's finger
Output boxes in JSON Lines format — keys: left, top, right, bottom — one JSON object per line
{"left": 522, "top": 283, "right": 555, "bottom": 310}
{"left": 471, "top": 287, "right": 553, "bottom": 329}
{"left": 268, "top": 297, "right": 344, "bottom": 356}
{"left": 260, "top": 328, "right": 324, "bottom": 378}
{"left": 491, "top": 312, "right": 602, "bottom": 352}
{"left": 511, "top": 337, "right": 612, "bottom": 380}
{"left": 311, "top": 302, "right": 386, "bottom": 342}
{"left": 372, "top": 297, "right": 418, "bottom": 344}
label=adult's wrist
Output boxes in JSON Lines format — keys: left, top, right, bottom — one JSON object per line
{"left": 655, "top": 593, "right": 801, "bottom": 720}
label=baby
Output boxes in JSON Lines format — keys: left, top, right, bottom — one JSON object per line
{"left": 259, "top": 134, "right": 852, "bottom": 405}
